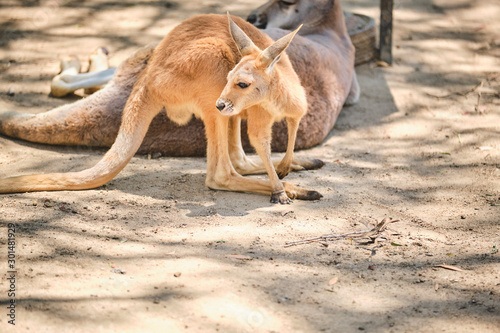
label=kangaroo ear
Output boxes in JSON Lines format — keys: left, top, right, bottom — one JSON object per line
{"left": 227, "top": 12, "right": 259, "bottom": 57}
{"left": 257, "top": 25, "right": 302, "bottom": 73}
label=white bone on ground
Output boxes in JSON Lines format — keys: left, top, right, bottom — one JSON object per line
{"left": 85, "top": 48, "right": 111, "bottom": 94}
{"left": 88, "top": 48, "right": 109, "bottom": 73}
{"left": 51, "top": 68, "right": 116, "bottom": 97}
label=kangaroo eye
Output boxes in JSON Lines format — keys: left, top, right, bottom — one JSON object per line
{"left": 279, "top": 0, "right": 296, "bottom": 6}
{"left": 237, "top": 82, "right": 250, "bottom": 89}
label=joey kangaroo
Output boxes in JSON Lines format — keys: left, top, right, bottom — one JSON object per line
{"left": 0, "top": 0, "right": 358, "bottom": 157}
{"left": 217, "top": 17, "right": 307, "bottom": 203}
{"left": 0, "top": 14, "right": 322, "bottom": 203}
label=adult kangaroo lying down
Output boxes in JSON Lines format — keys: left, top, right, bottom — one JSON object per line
{"left": 0, "top": 0, "right": 358, "bottom": 202}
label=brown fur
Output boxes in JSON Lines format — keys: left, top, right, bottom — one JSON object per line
{"left": 0, "top": 0, "right": 357, "bottom": 157}
{"left": 0, "top": 14, "right": 322, "bottom": 201}
{"left": 0, "top": 0, "right": 357, "bottom": 202}
{"left": 217, "top": 17, "right": 307, "bottom": 203}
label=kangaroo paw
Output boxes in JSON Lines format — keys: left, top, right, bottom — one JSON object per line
{"left": 270, "top": 190, "right": 292, "bottom": 204}
{"left": 276, "top": 165, "right": 291, "bottom": 179}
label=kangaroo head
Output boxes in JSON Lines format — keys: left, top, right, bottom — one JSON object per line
{"left": 216, "top": 14, "right": 301, "bottom": 116}
{"left": 247, "top": 0, "right": 335, "bottom": 31}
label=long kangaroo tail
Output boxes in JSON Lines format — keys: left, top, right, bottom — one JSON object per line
{"left": 0, "top": 83, "right": 161, "bottom": 194}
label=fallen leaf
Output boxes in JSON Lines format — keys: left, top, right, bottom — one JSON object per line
{"left": 434, "top": 264, "right": 464, "bottom": 272}
{"left": 111, "top": 268, "right": 126, "bottom": 274}
{"left": 391, "top": 242, "right": 403, "bottom": 247}
{"left": 474, "top": 23, "right": 486, "bottom": 31}
{"left": 227, "top": 254, "right": 253, "bottom": 261}
{"left": 328, "top": 276, "right": 339, "bottom": 286}
{"left": 374, "top": 60, "right": 391, "bottom": 68}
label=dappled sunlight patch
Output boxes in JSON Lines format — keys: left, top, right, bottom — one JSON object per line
{"left": 192, "top": 293, "right": 299, "bottom": 332}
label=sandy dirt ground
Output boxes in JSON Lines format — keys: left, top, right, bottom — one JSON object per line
{"left": 0, "top": 0, "right": 499, "bottom": 332}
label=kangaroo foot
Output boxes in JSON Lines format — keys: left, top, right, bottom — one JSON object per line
{"left": 292, "top": 158, "right": 325, "bottom": 171}
{"left": 284, "top": 183, "right": 323, "bottom": 201}
{"left": 277, "top": 157, "right": 325, "bottom": 179}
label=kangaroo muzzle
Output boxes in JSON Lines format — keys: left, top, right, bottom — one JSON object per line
{"left": 247, "top": 11, "right": 268, "bottom": 29}
{"left": 215, "top": 98, "right": 234, "bottom": 115}
{"left": 216, "top": 101, "right": 225, "bottom": 111}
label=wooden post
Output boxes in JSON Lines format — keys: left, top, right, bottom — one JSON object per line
{"left": 379, "top": 0, "right": 393, "bottom": 64}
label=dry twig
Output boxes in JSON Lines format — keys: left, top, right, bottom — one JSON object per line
{"left": 474, "top": 81, "right": 484, "bottom": 113}
{"left": 285, "top": 218, "right": 399, "bottom": 247}
{"left": 434, "top": 264, "right": 464, "bottom": 272}
{"left": 425, "top": 81, "right": 484, "bottom": 99}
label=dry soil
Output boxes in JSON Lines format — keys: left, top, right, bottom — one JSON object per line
{"left": 0, "top": 0, "right": 499, "bottom": 332}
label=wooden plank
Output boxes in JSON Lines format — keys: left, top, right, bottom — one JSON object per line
{"left": 379, "top": 0, "right": 393, "bottom": 64}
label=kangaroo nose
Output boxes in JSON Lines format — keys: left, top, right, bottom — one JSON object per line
{"left": 247, "top": 13, "right": 268, "bottom": 29}
{"left": 216, "top": 101, "right": 226, "bottom": 111}
{"left": 247, "top": 13, "right": 257, "bottom": 24}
